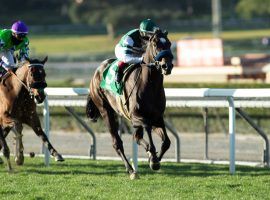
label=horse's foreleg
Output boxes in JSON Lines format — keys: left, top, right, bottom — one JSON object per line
{"left": 144, "top": 125, "right": 160, "bottom": 171}
{"left": 34, "top": 127, "right": 64, "bottom": 162}
{"left": 133, "top": 126, "right": 149, "bottom": 150}
{"left": 0, "top": 127, "right": 12, "bottom": 171}
{"left": 12, "top": 123, "right": 24, "bottom": 165}
{"left": 153, "top": 118, "right": 171, "bottom": 161}
{"left": 29, "top": 116, "right": 64, "bottom": 162}
{"left": 153, "top": 127, "right": 171, "bottom": 161}
{"left": 133, "top": 125, "right": 160, "bottom": 170}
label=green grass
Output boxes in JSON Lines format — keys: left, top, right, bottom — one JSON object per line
{"left": 30, "top": 34, "right": 118, "bottom": 56}
{"left": 0, "top": 157, "right": 270, "bottom": 200}
{"left": 28, "top": 29, "right": 270, "bottom": 56}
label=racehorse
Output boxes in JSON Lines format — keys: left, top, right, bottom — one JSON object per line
{"left": 86, "top": 29, "right": 173, "bottom": 179}
{"left": 0, "top": 57, "right": 64, "bottom": 171}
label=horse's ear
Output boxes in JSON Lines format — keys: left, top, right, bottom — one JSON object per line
{"left": 154, "top": 28, "right": 160, "bottom": 34}
{"left": 163, "top": 30, "right": 168, "bottom": 36}
{"left": 42, "top": 56, "right": 48, "bottom": 64}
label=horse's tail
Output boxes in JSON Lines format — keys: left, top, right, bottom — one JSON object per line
{"left": 86, "top": 94, "right": 100, "bottom": 122}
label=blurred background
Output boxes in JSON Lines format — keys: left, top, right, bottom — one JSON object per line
{"left": 1, "top": 0, "right": 270, "bottom": 86}
{"left": 2, "top": 0, "right": 270, "bottom": 161}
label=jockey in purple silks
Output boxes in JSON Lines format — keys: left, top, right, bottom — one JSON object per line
{"left": 114, "top": 19, "right": 159, "bottom": 83}
{"left": 0, "top": 21, "right": 30, "bottom": 78}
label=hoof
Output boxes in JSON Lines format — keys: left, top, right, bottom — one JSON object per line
{"left": 90, "top": 118, "right": 97, "bottom": 123}
{"left": 148, "top": 152, "right": 160, "bottom": 171}
{"left": 15, "top": 155, "right": 24, "bottom": 166}
{"left": 130, "top": 172, "right": 139, "bottom": 180}
{"left": 7, "top": 160, "right": 12, "bottom": 172}
{"left": 150, "top": 161, "right": 160, "bottom": 171}
{"left": 55, "top": 154, "right": 65, "bottom": 162}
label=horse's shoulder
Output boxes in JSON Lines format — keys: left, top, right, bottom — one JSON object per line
{"left": 123, "top": 63, "right": 141, "bottom": 80}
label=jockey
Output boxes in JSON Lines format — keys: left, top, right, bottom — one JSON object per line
{"left": 0, "top": 20, "right": 29, "bottom": 78}
{"left": 114, "top": 19, "right": 159, "bottom": 83}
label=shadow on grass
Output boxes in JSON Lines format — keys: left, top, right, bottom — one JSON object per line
{"left": 157, "top": 162, "right": 270, "bottom": 177}
{"left": 0, "top": 158, "right": 269, "bottom": 177}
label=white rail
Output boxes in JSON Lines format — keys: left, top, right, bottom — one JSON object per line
{"left": 43, "top": 87, "right": 270, "bottom": 174}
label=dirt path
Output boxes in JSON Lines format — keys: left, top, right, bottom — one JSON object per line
{"left": 5, "top": 129, "right": 265, "bottom": 163}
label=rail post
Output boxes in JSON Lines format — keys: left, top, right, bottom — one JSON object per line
{"left": 227, "top": 97, "right": 235, "bottom": 175}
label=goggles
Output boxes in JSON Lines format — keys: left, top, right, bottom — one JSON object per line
{"left": 15, "top": 33, "right": 27, "bottom": 39}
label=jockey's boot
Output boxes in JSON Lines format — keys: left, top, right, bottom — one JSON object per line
{"left": 0, "top": 71, "right": 11, "bottom": 83}
{"left": 115, "top": 69, "right": 124, "bottom": 83}
{"left": 115, "top": 61, "right": 126, "bottom": 83}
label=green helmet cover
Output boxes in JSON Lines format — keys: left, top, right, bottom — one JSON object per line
{"left": 139, "top": 19, "right": 157, "bottom": 33}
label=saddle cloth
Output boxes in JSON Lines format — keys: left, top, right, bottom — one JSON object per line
{"left": 100, "top": 60, "right": 125, "bottom": 95}
{"left": 100, "top": 60, "right": 139, "bottom": 119}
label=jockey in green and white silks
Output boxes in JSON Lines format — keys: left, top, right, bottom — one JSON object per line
{"left": 0, "top": 21, "right": 29, "bottom": 77}
{"left": 114, "top": 19, "right": 159, "bottom": 83}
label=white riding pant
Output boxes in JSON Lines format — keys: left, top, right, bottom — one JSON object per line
{"left": 115, "top": 44, "right": 143, "bottom": 64}
{"left": 0, "top": 50, "right": 15, "bottom": 70}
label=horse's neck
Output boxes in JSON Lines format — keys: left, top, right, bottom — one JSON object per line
{"left": 11, "top": 64, "right": 28, "bottom": 93}
{"left": 16, "top": 64, "right": 28, "bottom": 82}
{"left": 143, "top": 45, "right": 155, "bottom": 64}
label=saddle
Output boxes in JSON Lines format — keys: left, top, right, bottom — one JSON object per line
{"left": 0, "top": 71, "right": 11, "bottom": 84}
{"left": 0, "top": 68, "right": 17, "bottom": 85}
{"left": 100, "top": 60, "right": 138, "bottom": 95}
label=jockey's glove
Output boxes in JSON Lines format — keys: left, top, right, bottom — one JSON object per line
{"left": 147, "top": 61, "right": 160, "bottom": 68}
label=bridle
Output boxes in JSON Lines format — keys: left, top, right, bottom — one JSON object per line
{"left": 11, "top": 63, "right": 46, "bottom": 98}
{"left": 146, "top": 31, "right": 173, "bottom": 72}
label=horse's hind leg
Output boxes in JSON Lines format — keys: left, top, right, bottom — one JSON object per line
{"left": 103, "top": 109, "right": 136, "bottom": 176}
{"left": 0, "top": 127, "right": 12, "bottom": 171}
{"left": 12, "top": 122, "right": 24, "bottom": 165}
{"left": 86, "top": 95, "right": 100, "bottom": 122}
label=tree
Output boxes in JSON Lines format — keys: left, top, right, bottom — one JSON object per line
{"left": 236, "top": 0, "right": 270, "bottom": 18}
{"left": 66, "top": 0, "right": 211, "bottom": 38}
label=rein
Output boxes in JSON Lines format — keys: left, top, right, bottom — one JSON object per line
{"left": 124, "top": 66, "right": 142, "bottom": 105}
{"left": 9, "top": 70, "right": 32, "bottom": 94}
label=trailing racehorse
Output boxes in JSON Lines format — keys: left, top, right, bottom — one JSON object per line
{"left": 0, "top": 57, "right": 64, "bottom": 171}
{"left": 86, "top": 29, "right": 173, "bottom": 179}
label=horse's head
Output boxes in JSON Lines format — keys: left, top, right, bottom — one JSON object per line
{"left": 26, "top": 56, "right": 48, "bottom": 104}
{"left": 144, "top": 29, "right": 174, "bottom": 75}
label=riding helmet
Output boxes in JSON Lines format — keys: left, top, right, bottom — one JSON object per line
{"left": 11, "top": 21, "right": 28, "bottom": 34}
{"left": 139, "top": 19, "right": 158, "bottom": 34}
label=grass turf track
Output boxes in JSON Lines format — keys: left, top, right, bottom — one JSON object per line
{"left": 0, "top": 157, "right": 269, "bottom": 200}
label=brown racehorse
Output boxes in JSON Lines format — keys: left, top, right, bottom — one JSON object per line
{"left": 0, "top": 57, "right": 64, "bottom": 171}
{"left": 86, "top": 29, "right": 173, "bottom": 179}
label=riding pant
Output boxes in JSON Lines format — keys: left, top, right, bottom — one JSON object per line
{"left": 0, "top": 50, "right": 15, "bottom": 70}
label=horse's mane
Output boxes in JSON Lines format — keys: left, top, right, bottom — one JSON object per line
{"left": 16, "top": 58, "right": 44, "bottom": 69}
{"left": 28, "top": 58, "right": 42, "bottom": 63}
{"left": 16, "top": 61, "right": 28, "bottom": 68}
